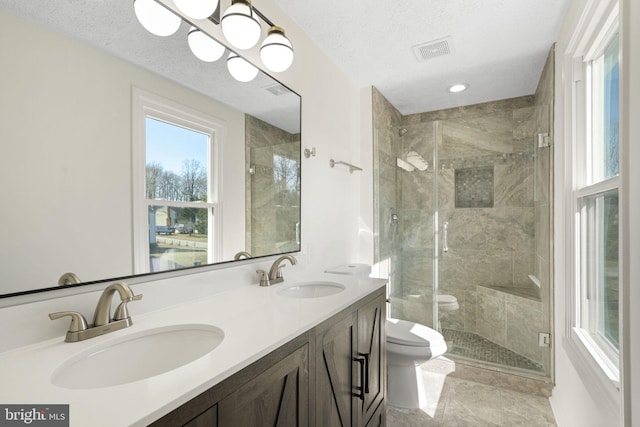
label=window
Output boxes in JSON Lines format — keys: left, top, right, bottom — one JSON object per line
{"left": 571, "top": 11, "right": 621, "bottom": 381}
{"left": 133, "top": 89, "right": 223, "bottom": 274}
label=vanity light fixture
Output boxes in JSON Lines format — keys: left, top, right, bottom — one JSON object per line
{"left": 133, "top": 0, "right": 181, "bottom": 37}
{"left": 135, "top": 0, "right": 295, "bottom": 81}
{"left": 188, "top": 26, "right": 226, "bottom": 62}
{"left": 175, "top": 0, "right": 219, "bottom": 20}
{"left": 221, "top": 0, "right": 262, "bottom": 50}
{"left": 260, "top": 26, "right": 294, "bottom": 72}
{"left": 447, "top": 83, "right": 469, "bottom": 93}
{"left": 227, "top": 52, "right": 259, "bottom": 82}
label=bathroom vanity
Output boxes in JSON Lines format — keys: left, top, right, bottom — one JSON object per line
{"left": 0, "top": 273, "right": 386, "bottom": 426}
{"left": 152, "top": 286, "right": 386, "bottom": 426}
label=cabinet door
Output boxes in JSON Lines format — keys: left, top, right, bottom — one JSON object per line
{"left": 363, "top": 401, "right": 385, "bottom": 427}
{"left": 218, "top": 344, "right": 309, "bottom": 426}
{"left": 315, "top": 312, "right": 358, "bottom": 427}
{"left": 183, "top": 405, "right": 217, "bottom": 427}
{"left": 357, "top": 298, "right": 385, "bottom": 426}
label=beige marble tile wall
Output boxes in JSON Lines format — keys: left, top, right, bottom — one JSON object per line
{"left": 372, "top": 46, "right": 554, "bottom": 376}
{"left": 400, "top": 97, "right": 538, "bottom": 340}
{"left": 245, "top": 115, "right": 301, "bottom": 257}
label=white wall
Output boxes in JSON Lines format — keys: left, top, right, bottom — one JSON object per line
{"left": 231, "top": 0, "right": 366, "bottom": 272}
{"left": 0, "top": 9, "right": 245, "bottom": 293}
{"left": 552, "top": 0, "right": 640, "bottom": 425}
{"left": 0, "top": 0, "right": 366, "bottom": 348}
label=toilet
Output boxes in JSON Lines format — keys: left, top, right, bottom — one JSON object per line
{"left": 323, "top": 264, "right": 453, "bottom": 409}
{"left": 436, "top": 294, "right": 459, "bottom": 311}
{"left": 386, "top": 318, "right": 448, "bottom": 409}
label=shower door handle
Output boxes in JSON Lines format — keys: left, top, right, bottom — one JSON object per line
{"left": 443, "top": 221, "right": 449, "bottom": 253}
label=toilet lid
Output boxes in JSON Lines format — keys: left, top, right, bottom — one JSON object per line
{"left": 386, "top": 318, "right": 445, "bottom": 347}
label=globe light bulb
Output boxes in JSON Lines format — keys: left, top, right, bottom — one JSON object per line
{"left": 221, "top": 0, "right": 261, "bottom": 50}
{"left": 134, "top": 0, "right": 181, "bottom": 37}
{"left": 227, "top": 52, "right": 259, "bottom": 82}
{"left": 188, "top": 27, "right": 225, "bottom": 62}
{"left": 260, "top": 26, "right": 293, "bottom": 72}
{"left": 175, "top": 0, "right": 219, "bottom": 20}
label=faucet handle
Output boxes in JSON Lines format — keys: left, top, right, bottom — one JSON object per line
{"left": 113, "top": 294, "right": 143, "bottom": 321}
{"left": 256, "top": 270, "right": 271, "bottom": 287}
{"left": 49, "top": 311, "right": 89, "bottom": 332}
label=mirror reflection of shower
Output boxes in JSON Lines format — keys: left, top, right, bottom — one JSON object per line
{"left": 387, "top": 207, "right": 399, "bottom": 241}
{"left": 389, "top": 207, "right": 399, "bottom": 226}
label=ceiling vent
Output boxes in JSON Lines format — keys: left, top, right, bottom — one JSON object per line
{"left": 264, "top": 83, "right": 289, "bottom": 96}
{"left": 412, "top": 36, "right": 454, "bottom": 62}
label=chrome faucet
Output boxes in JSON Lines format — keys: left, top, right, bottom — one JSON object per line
{"left": 57, "top": 272, "right": 82, "bottom": 286}
{"left": 93, "top": 282, "right": 143, "bottom": 327}
{"left": 267, "top": 255, "right": 297, "bottom": 285}
{"left": 49, "top": 282, "right": 142, "bottom": 342}
{"left": 233, "top": 251, "right": 252, "bottom": 260}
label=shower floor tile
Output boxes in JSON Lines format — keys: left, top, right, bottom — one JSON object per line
{"left": 442, "top": 328, "right": 544, "bottom": 373}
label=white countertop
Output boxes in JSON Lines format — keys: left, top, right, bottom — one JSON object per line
{"left": 0, "top": 272, "right": 386, "bottom": 426}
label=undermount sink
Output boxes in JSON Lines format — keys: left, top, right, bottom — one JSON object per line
{"left": 277, "top": 281, "right": 346, "bottom": 299}
{"left": 52, "top": 324, "right": 224, "bottom": 389}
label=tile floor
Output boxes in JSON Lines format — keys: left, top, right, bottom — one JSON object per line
{"left": 442, "top": 328, "right": 544, "bottom": 373}
{"left": 386, "top": 357, "right": 557, "bottom": 426}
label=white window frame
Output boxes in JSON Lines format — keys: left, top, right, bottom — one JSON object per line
{"left": 132, "top": 88, "right": 224, "bottom": 274}
{"left": 561, "top": 0, "right": 622, "bottom": 418}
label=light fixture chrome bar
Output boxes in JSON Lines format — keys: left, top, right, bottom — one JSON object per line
{"left": 329, "top": 159, "right": 363, "bottom": 174}
{"left": 251, "top": 5, "right": 276, "bottom": 27}
{"left": 207, "top": 2, "right": 221, "bottom": 24}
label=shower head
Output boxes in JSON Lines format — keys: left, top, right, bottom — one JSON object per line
{"left": 398, "top": 127, "right": 408, "bottom": 137}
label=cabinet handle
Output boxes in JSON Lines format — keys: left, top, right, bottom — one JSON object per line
{"left": 352, "top": 356, "right": 365, "bottom": 401}
{"left": 359, "top": 352, "right": 370, "bottom": 394}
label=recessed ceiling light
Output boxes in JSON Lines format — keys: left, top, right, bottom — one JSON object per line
{"left": 448, "top": 83, "right": 469, "bottom": 93}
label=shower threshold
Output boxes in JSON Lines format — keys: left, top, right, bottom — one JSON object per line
{"left": 442, "top": 328, "right": 544, "bottom": 373}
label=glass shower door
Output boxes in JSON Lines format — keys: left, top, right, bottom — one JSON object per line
{"left": 436, "top": 111, "right": 552, "bottom": 376}
{"left": 382, "top": 121, "right": 438, "bottom": 329}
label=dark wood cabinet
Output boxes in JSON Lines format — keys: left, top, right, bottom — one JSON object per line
{"left": 151, "top": 289, "right": 386, "bottom": 427}
{"left": 363, "top": 401, "right": 384, "bottom": 427}
{"left": 150, "top": 333, "right": 309, "bottom": 427}
{"left": 313, "top": 291, "right": 386, "bottom": 427}
{"left": 357, "top": 297, "right": 386, "bottom": 426}
{"left": 218, "top": 344, "right": 309, "bottom": 426}
{"left": 314, "top": 311, "right": 359, "bottom": 427}
{"left": 183, "top": 405, "right": 217, "bottom": 427}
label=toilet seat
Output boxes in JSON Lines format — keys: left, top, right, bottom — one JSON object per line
{"left": 436, "top": 294, "right": 459, "bottom": 311}
{"left": 386, "top": 318, "right": 446, "bottom": 348}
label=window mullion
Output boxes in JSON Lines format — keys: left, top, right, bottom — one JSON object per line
{"left": 575, "top": 175, "right": 620, "bottom": 198}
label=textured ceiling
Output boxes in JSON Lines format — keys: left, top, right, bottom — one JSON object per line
{"left": 0, "top": 0, "right": 300, "bottom": 133}
{"left": 2, "top": 0, "right": 571, "bottom": 122}
{"left": 275, "top": 0, "right": 570, "bottom": 115}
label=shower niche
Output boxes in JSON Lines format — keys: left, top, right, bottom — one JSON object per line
{"left": 454, "top": 166, "right": 494, "bottom": 208}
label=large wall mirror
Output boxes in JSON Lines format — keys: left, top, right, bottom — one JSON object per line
{"left": 0, "top": 0, "right": 301, "bottom": 296}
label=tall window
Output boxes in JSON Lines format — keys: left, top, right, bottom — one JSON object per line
{"left": 573, "top": 20, "right": 620, "bottom": 379}
{"left": 133, "top": 89, "right": 223, "bottom": 273}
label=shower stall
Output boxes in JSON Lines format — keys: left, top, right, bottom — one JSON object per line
{"left": 372, "top": 49, "right": 554, "bottom": 380}
{"left": 245, "top": 114, "right": 301, "bottom": 258}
